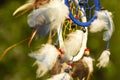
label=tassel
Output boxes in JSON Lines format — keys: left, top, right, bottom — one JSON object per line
{"left": 29, "top": 44, "right": 60, "bottom": 77}
{"left": 47, "top": 72, "right": 72, "bottom": 80}
{"left": 90, "top": 10, "right": 114, "bottom": 41}
{"left": 96, "top": 50, "right": 111, "bottom": 68}
{"left": 63, "top": 30, "right": 84, "bottom": 60}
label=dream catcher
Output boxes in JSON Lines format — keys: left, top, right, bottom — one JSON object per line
{"left": 64, "top": 0, "right": 114, "bottom": 65}
{"left": 0, "top": 0, "right": 114, "bottom": 80}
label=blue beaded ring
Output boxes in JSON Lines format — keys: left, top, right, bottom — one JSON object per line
{"left": 65, "top": 0, "right": 101, "bottom": 27}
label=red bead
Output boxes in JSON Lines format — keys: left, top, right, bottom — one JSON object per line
{"left": 58, "top": 49, "right": 64, "bottom": 54}
{"left": 84, "top": 48, "right": 90, "bottom": 52}
{"left": 75, "top": 15, "right": 79, "bottom": 19}
{"left": 67, "top": 62, "right": 72, "bottom": 67}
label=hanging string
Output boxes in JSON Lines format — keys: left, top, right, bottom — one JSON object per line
{"left": 106, "top": 40, "right": 110, "bottom": 50}
{"left": 61, "top": 56, "right": 74, "bottom": 80}
{"left": 0, "top": 37, "right": 30, "bottom": 61}
{"left": 54, "top": 24, "right": 63, "bottom": 46}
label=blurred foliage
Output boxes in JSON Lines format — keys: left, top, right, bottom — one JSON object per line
{"left": 0, "top": 0, "right": 120, "bottom": 80}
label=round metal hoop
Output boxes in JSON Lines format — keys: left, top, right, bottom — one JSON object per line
{"left": 65, "top": 0, "right": 101, "bottom": 27}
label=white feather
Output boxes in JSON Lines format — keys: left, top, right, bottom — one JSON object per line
{"left": 63, "top": 30, "right": 84, "bottom": 60}
{"left": 28, "top": 0, "right": 69, "bottom": 28}
{"left": 90, "top": 18, "right": 107, "bottom": 32}
{"left": 13, "top": 0, "right": 35, "bottom": 16}
{"left": 71, "top": 28, "right": 88, "bottom": 61}
{"left": 90, "top": 10, "right": 114, "bottom": 41}
{"left": 103, "top": 11, "right": 114, "bottom": 41}
{"left": 27, "top": 0, "right": 69, "bottom": 36}
{"left": 83, "top": 56, "right": 94, "bottom": 73}
{"left": 29, "top": 44, "right": 60, "bottom": 77}
{"left": 96, "top": 50, "right": 111, "bottom": 68}
{"left": 47, "top": 72, "right": 72, "bottom": 80}
{"left": 33, "top": 60, "right": 49, "bottom": 78}
{"left": 70, "top": 7, "right": 88, "bottom": 62}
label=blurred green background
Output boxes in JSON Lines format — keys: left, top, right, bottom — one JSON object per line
{"left": 0, "top": 0, "right": 120, "bottom": 80}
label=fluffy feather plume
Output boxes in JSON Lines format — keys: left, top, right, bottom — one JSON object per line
{"left": 47, "top": 72, "right": 73, "bottom": 80}
{"left": 103, "top": 11, "right": 114, "bottom": 41}
{"left": 72, "top": 58, "right": 89, "bottom": 80}
{"left": 72, "top": 50, "right": 93, "bottom": 80}
{"left": 27, "top": 0, "right": 69, "bottom": 37}
{"left": 70, "top": 6, "right": 88, "bottom": 61}
{"left": 96, "top": 50, "right": 111, "bottom": 68}
{"left": 63, "top": 30, "right": 84, "bottom": 60}
{"left": 29, "top": 44, "right": 60, "bottom": 77}
{"left": 83, "top": 56, "right": 94, "bottom": 80}
{"left": 71, "top": 28, "right": 88, "bottom": 62}
{"left": 90, "top": 10, "right": 114, "bottom": 41}
{"left": 27, "top": 8, "right": 54, "bottom": 37}
{"left": 90, "top": 19, "right": 107, "bottom": 32}
{"left": 83, "top": 56, "right": 94, "bottom": 74}
{"left": 13, "top": 0, "right": 35, "bottom": 16}
{"left": 49, "top": 57, "right": 63, "bottom": 75}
